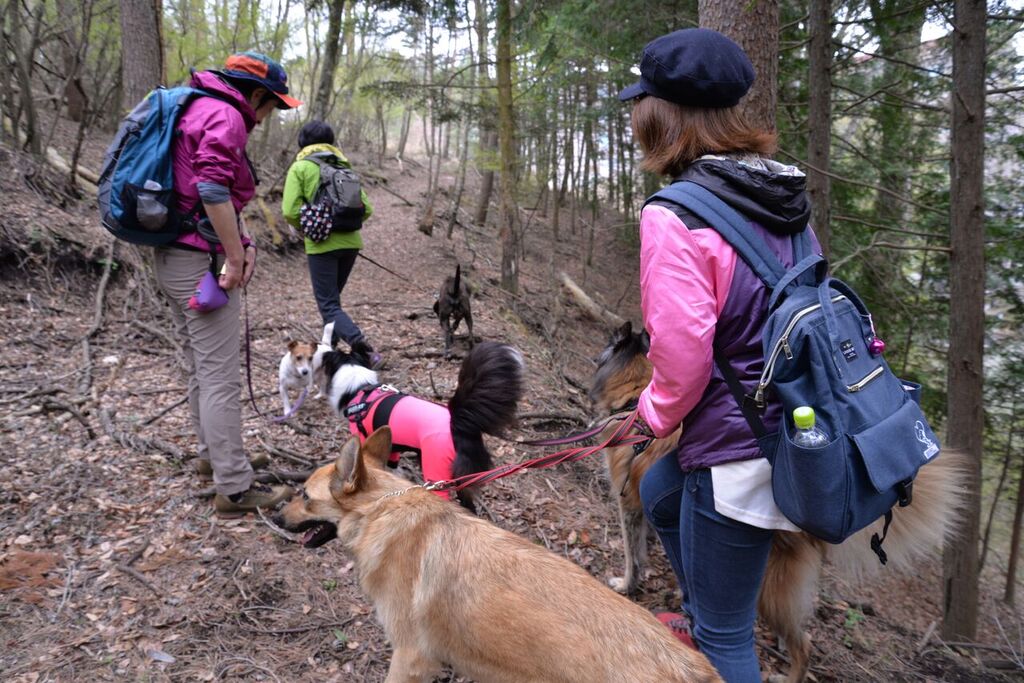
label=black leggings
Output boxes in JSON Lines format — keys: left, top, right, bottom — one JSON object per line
{"left": 307, "top": 248, "right": 362, "bottom": 346}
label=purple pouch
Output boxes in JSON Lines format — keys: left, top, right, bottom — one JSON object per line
{"left": 188, "top": 270, "right": 229, "bottom": 313}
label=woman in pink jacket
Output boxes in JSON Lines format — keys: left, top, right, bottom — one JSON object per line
{"left": 619, "top": 30, "right": 818, "bottom": 682}
{"left": 154, "top": 52, "right": 301, "bottom": 516}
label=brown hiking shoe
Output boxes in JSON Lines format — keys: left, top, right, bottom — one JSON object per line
{"left": 195, "top": 453, "right": 271, "bottom": 480}
{"left": 213, "top": 482, "right": 292, "bottom": 517}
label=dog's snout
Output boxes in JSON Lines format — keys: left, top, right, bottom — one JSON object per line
{"left": 300, "top": 368, "right": 309, "bottom": 376}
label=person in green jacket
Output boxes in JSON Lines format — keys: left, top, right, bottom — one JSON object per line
{"left": 282, "top": 120, "right": 380, "bottom": 364}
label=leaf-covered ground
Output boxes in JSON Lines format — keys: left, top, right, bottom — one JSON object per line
{"left": 1, "top": 133, "right": 1021, "bottom": 682}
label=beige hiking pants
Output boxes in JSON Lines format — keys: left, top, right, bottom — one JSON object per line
{"left": 154, "top": 247, "right": 253, "bottom": 496}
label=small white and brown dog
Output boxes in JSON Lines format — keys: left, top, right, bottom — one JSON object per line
{"left": 278, "top": 340, "right": 318, "bottom": 416}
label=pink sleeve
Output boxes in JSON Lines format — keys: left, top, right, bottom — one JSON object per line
{"left": 637, "top": 204, "right": 736, "bottom": 438}
{"left": 192, "top": 104, "right": 245, "bottom": 189}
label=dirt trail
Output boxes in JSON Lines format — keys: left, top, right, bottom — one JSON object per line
{"left": 0, "top": 152, "right": 1016, "bottom": 682}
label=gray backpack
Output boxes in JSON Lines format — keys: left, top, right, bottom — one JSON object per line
{"left": 307, "top": 153, "right": 365, "bottom": 232}
{"left": 649, "top": 181, "right": 941, "bottom": 562}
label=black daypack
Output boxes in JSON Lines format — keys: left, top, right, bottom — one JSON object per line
{"left": 306, "top": 154, "right": 365, "bottom": 233}
{"left": 648, "top": 181, "right": 941, "bottom": 562}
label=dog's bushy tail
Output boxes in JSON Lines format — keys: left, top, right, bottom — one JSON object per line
{"left": 826, "top": 449, "right": 971, "bottom": 580}
{"left": 448, "top": 342, "right": 524, "bottom": 480}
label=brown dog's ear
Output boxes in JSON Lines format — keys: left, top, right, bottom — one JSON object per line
{"left": 330, "top": 437, "right": 363, "bottom": 499}
{"left": 360, "top": 426, "right": 393, "bottom": 472}
{"left": 287, "top": 340, "right": 299, "bottom": 351}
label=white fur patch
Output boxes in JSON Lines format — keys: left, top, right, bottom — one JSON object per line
{"left": 327, "top": 363, "right": 380, "bottom": 414}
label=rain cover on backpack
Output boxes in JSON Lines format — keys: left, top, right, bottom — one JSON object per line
{"left": 648, "top": 181, "right": 941, "bottom": 549}
{"left": 98, "top": 86, "right": 209, "bottom": 245}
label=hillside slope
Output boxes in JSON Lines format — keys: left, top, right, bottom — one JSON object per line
{"left": 0, "top": 131, "right": 1017, "bottom": 682}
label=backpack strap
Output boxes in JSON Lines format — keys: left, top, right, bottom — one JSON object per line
{"left": 712, "top": 342, "right": 768, "bottom": 441}
{"left": 649, "top": 181, "right": 787, "bottom": 289}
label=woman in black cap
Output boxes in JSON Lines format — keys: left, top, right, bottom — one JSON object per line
{"left": 619, "top": 28, "right": 818, "bottom": 682}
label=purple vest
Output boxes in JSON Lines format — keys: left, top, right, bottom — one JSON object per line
{"left": 660, "top": 204, "right": 810, "bottom": 471}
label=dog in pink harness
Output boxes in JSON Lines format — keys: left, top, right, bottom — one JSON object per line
{"left": 317, "top": 338, "right": 524, "bottom": 511}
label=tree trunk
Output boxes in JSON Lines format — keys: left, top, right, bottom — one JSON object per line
{"left": 698, "top": 0, "right": 778, "bottom": 132}
{"left": 58, "top": 0, "right": 88, "bottom": 122}
{"left": 980, "top": 402, "right": 1016, "bottom": 572}
{"left": 495, "top": 0, "right": 517, "bottom": 294}
{"left": 119, "top": 0, "right": 164, "bottom": 110}
{"left": 1005, "top": 451, "right": 1024, "bottom": 606}
{"left": 941, "top": 0, "right": 986, "bottom": 642}
{"left": 472, "top": 0, "right": 496, "bottom": 228}
{"left": 313, "top": 0, "right": 344, "bottom": 120}
{"left": 806, "top": 0, "right": 832, "bottom": 258}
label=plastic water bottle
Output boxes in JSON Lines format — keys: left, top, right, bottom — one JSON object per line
{"left": 792, "top": 406, "right": 829, "bottom": 447}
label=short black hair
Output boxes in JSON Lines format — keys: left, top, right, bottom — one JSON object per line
{"left": 298, "top": 120, "right": 336, "bottom": 148}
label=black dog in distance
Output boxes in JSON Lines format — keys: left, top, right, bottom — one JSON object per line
{"left": 433, "top": 264, "right": 474, "bottom": 360}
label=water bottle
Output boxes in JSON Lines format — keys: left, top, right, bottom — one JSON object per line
{"left": 792, "top": 406, "right": 829, "bottom": 447}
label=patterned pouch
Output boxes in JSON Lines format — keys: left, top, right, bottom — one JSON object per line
{"left": 299, "top": 202, "right": 333, "bottom": 242}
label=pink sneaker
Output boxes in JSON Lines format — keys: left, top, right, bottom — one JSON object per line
{"left": 656, "top": 612, "right": 698, "bottom": 651}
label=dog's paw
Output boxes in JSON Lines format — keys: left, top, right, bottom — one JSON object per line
{"left": 608, "top": 576, "right": 631, "bottom": 594}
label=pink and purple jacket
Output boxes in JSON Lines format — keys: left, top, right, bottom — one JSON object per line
{"left": 170, "top": 70, "right": 257, "bottom": 252}
{"left": 636, "top": 157, "right": 817, "bottom": 471}
{"left": 346, "top": 387, "right": 456, "bottom": 499}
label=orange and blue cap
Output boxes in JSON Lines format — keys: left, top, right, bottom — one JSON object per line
{"left": 215, "top": 51, "right": 302, "bottom": 109}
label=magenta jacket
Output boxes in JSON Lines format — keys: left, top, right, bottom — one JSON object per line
{"left": 171, "top": 70, "right": 258, "bottom": 252}
{"left": 637, "top": 156, "right": 817, "bottom": 471}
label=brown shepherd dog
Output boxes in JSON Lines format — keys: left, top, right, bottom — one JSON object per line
{"left": 275, "top": 426, "right": 723, "bottom": 683}
{"left": 590, "top": 321, "right": 968, "bottom": 683}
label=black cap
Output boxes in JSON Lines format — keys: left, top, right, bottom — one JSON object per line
{"left": 618, "top": 28, "right": 755, "bottom": 108}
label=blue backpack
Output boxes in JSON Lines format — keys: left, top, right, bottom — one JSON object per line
{"left": 98, "top": 86, "right": 216, "bottom": 245}
{"left": 649, "top": 182, "right": 941, "bottom": 560}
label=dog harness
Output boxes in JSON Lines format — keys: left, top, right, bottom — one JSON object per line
{"left": 344, "top": 385, "right": 457, "bottom": 499}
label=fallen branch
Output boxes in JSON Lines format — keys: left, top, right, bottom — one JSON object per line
{"left": 42, "top": 396, "right": 96, "bottom": 439}
{"left": 115, "top": 563, "right": 162, "bottom": 598}
{"left": 99, "top": 406, "right": 186, "bottom": 461}
{"left": 192, "top": 469, "right": 313, "bottom": 498}
{"left": 79, "top": 238, "right": 116, "bottom": 397}
{"left": 139, "top": 396, "right": 188, "bottom": 427}
{"left": 559, "top": 271, "right": 625, "bottom": 327}
{"left": 254, "top": 434, "right": 315, "bottom": 468}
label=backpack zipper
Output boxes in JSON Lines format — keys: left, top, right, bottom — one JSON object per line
{"left": 754, "top": 295, "right": 848, "bottom": 407}
{"left": 847, "top": 366, "right": 884, "bottom": 392}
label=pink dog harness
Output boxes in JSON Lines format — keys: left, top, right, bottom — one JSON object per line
{"left": 344, "top": 385, "right": 456, "bottom": 499}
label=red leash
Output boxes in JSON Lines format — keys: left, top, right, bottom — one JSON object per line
{"left": 425, "top": 411, "right": 650, "bottom": 494}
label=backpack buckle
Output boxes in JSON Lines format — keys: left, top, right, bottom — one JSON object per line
{"left": 896, "top": 479, "right": 913, "bottom": 507}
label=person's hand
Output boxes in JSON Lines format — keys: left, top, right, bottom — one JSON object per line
{"left": 218, "top": 256, "right": 244, "bottom": 290}
{"left": 242, "top": 245, "right": 257, "bottom": 286}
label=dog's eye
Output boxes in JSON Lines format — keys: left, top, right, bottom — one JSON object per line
{"left": 302, "top": 489, "right": 310, "bottom": 502}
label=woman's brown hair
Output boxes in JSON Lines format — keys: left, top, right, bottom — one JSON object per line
{"left": 631, "top": 96, "right": 777, "bottom": 177}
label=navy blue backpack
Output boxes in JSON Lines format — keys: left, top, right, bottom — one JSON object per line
{"left": 649, "top": 182, "right": 941, "bottom": 560}
{"left": 98, "top": 86, "right": 214, "bottom": 245}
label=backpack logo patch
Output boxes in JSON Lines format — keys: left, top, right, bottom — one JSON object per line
{"left": 915, "top": 421, "right": 939, "bottom": 460}
{"left": 840, "top": 339, "right": 858, "bottom": 362}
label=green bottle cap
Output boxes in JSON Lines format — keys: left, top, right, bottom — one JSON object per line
{"left": 793, "top": 406, "right": 816, "bottom": 430}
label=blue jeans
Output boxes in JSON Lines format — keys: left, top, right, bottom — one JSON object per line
{"left": 307, "top": 248, "right": 363, "bottom": 346}
{"left": 640, "top": 453, "right": 774, "bottom": 683}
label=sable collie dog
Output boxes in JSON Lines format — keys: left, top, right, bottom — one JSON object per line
{"left": 591, "top": 321, "right": 968, "bottom": 683}
{"left": 274, "top": 428, "right": 722, "bottom": 683}
{"left": 433, "top": 263, "right": 474, "bottom": 359}
{"left": 316, "top": 336, "right": 522, "bottom": 511}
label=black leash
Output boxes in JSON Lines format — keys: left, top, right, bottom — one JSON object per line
{"left": 357, "top": 252, "right": 405, "bottom": 281}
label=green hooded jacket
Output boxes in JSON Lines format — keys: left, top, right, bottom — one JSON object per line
{"left": 281, "top": 143, "right": 374, "bottom": 254}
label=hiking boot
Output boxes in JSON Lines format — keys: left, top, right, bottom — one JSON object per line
{"left": 656, "top": 612, "right": 698, "bottom": 651}
{"left": 194, "top": 453, "right": 270, "bottom": 480}
{"left": 213, "top": 482, "right": 293, "bottom": 518}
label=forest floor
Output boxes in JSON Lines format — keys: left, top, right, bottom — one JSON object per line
{"left": 1, "top": 119, "right": 1023, "bottom": 682}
